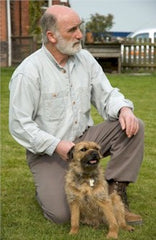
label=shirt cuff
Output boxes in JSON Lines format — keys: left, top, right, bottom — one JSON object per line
{"left": 109, "top": 100, "right": 134, "bottom": 121}
{"left": 45, "top": 138, "right": 61, "bottom": 156}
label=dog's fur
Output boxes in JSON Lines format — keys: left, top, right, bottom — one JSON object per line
{"left": 65, "top": 141, "right": 134, "bottom": 239}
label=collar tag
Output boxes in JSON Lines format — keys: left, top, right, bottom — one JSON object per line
{"left": 89, "top": 179, "right": 95, "bottom": 187}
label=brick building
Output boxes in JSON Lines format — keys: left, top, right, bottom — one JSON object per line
{"left": 0, "top": 0, "right": 9, "bottom": 67}
{"left": 0, "top": 0, "right": 70, "bottom": 67}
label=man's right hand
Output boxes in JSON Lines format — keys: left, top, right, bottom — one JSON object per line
{"left": 55, "top": 140, "right": 75, "bottom": 160}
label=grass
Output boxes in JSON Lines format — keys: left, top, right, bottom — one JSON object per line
{"left": 1, "top": 68, "right": 156, "bottom": 240}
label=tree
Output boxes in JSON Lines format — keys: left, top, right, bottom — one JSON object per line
{"left": 86, "top": 13, "right": 114, "bottom": 33}
{"left": 29, "top": 0, "right": 44, "bottom": 37}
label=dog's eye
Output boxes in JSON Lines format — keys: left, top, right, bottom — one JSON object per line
{"left": 80, "top": 147, "right": 87, "bottom": 152}
{"left": 95, "top": 147, "right": 99, "bottom": 151}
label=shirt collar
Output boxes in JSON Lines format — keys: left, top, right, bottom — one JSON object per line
{"left": 42, "top": 44, "right": 76, "bottom": 72}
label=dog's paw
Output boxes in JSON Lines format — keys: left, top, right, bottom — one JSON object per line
{"left": 121, "top": 224, "right": 135, "bottom": 232}
{"left": 127, "top": 225, "right": 135, "bottom": 232}
{"left": 106, "top": 231, "right": 118, "bottom": 239}
{"left": 69, "top": 227, "right": 79, "bottom": 235}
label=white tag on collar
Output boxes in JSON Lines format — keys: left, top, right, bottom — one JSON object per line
{"left": 89, "top": 179, "right": 95, "bottom": 187}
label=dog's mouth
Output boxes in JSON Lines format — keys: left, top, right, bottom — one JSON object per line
{"left": 87, "top": 159, "right": 99, "bottom": 165}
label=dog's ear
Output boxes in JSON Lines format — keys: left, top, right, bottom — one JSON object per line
{"left": 67, "top": 146, "right": 75, "bottom": 161}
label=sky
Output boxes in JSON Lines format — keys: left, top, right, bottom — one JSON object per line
{"left": 69, "top": 0, "right": 156, "bottom": 33}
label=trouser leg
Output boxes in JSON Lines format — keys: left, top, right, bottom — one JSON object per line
{"left": 78, "top": 119, "right": 144, "bottom": 182}
{"left": 26, "top": 151, "right": 70, "bottom": 224}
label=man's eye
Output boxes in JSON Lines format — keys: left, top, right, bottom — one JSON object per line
{"left": 69, "top": 27, "right": 77, "bottom": 32}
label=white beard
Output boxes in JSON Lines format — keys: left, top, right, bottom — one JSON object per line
{"left": 55, "top": 32, "right": 82, "bottom": 55}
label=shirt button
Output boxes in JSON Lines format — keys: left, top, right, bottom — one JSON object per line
{"left": 62, "top": 69, "right": 66, "bottom": 73}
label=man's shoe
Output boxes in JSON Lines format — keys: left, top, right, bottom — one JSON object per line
{"left": 125, "top": 209, "right": 143, "bottom": 225}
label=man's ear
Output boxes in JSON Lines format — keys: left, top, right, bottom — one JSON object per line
{"left": 67, "top": 146, "right": 75, "bottom": 161}
{"left": 46, "top": 31, "right": 57, "bottom": 43}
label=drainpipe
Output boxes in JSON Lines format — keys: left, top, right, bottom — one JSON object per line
{"left": 7, "top": 0, "right": 12, "bottom": 66}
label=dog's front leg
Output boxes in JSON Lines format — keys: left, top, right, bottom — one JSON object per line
{"left": 97, "top": 199, "right": 119, "bottom": 239}
{"left": 69, "top": 201, "right": 80, "bottom": 235}
{"left": 110, "top": 192, "right": 134, "bottom": 232}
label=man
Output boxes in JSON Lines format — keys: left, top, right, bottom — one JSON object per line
{"left": 9, "top": 5, "right": 144, "bottom": 225}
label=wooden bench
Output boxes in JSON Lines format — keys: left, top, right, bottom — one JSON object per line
{"left": 84, "top": 42, "right": 122, "bottom": 73}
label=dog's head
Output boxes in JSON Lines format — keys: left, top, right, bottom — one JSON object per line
{"left": 67, "top": 141, "right": 102, "bottom": 171}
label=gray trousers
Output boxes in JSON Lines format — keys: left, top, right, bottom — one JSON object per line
{"left": 26, "top": 119, "right": 144, "bottom": 224}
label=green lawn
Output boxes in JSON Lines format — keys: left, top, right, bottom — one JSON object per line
{"left": 1, "top": 68, "right": 156, "bottom": 240}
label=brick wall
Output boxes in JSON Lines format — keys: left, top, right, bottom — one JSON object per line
{"left": 0, "top": 0, "right": 8, "bottom": 66}
{"left": 0, "top": 0, "right": 30, "bottom": 66}
{"left": 0, "top": 0, "right": 7, "bottom": 41}
{"left": 11, "top": 0, "right": 29, "bottom": 36}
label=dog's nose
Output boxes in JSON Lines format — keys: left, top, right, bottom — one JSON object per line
{"left": 91, "top": 151, "right": 100, "bottom": 159}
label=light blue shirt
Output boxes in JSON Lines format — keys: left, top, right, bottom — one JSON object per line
{"left": 9, "top": 45, "right": 133, "bottom": 156}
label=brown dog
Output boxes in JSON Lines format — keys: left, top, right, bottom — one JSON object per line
{"left": 65, "top": 141, "right": 134, "bottom": 239}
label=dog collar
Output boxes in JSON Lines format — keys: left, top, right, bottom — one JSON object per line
{"left": 89, "top": 178, "right": 95, "bottom": 187}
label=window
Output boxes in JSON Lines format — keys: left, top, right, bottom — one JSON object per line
{"left": 135, "top": 33, "right": 149, "bottom": 40}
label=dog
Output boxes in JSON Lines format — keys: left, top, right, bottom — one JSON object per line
{"left": 65, "top": 141, "right": 134, "bottom": 239}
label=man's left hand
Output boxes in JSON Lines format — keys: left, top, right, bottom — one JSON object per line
{"left": 119, "top": 107, "right": 139, "bottom": 138}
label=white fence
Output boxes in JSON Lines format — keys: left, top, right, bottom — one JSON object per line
{"left": 122, "top": 38, "right": 156, "bottom": 71}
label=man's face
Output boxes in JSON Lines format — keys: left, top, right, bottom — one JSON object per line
{"left": 55, "top": 15, "right": 83, "bottom": 55}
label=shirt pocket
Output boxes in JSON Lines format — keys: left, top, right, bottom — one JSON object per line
{"left": 43, "top": 93, "right": 66, "bottom": 121}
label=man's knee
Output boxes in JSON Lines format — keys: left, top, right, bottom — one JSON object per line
{"left": 36, "top": 190, "right": 70, "bottom": 224}
{"left": 43, "top": 206, "right": 70, "bottom": 224}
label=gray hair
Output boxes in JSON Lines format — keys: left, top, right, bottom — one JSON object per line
{"left": 40, "top": 13, "right": 57, "bottom": 44}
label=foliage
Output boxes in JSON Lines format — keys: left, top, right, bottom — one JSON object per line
{"left": 1, "top": 68, "right": 156, "bottom": 240}
{"left": 85, "top": 13, "right": 114, "bottom": 33}
{"left": 29, "top": 0, "right": 45, "bottom": 36}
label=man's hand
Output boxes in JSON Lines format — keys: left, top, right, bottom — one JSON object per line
{"left": 119, "top": 107, "right": 139, "bottom": 138}
{"left": 55, "top": 140, "right": 75, "bottom": 160}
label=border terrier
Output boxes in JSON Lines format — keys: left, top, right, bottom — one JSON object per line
{"left": 65, "top": 141, "right": 134, "bottom": 239}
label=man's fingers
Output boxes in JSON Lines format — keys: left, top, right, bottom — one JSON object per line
{"left": 119, "top": 108, "right": 139, "bottom": 138}
{"left": 119, "top": 117, "right": 126, "bottom": 131}
{"left": 125, "top": 117, "right": 139, "bottom": 138}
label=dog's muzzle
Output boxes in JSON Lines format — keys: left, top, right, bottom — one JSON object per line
{"left": 81, "top": 151, "right": 100, "bottom": 169}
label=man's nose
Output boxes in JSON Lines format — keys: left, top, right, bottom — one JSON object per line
{"left": 75, "top": 28, "right": 83, "bottom": 40}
